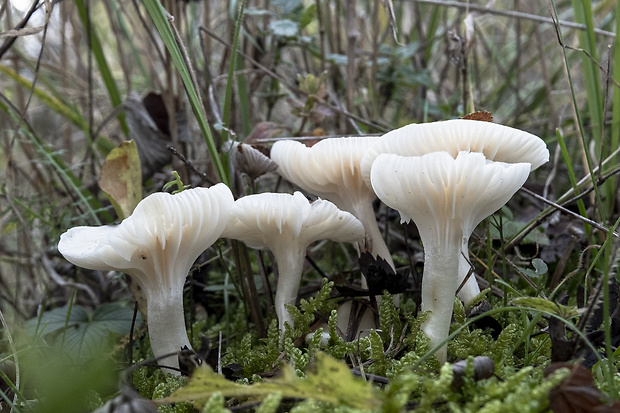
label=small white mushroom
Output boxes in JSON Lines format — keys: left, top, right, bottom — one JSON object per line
{"left": 222, "top": 192, "right": 365, "bottom": 332}
{"left": 270, "top": 137, "right": 393, "bottom": 269}
{"left": 371, "top": 151, "right": 532, "bottom": 363}
{"left": 361, "top": 119, "right": 549, "bottom": 304}
{"left": 58, "top": 184, "right": 234, "bottom": 374}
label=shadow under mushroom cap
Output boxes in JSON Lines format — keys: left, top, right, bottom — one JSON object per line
{"left": 370, "top": 151, "right": 532, "bottom": 237}
{"left": 58, "top": 184, "right": 234, "bottom": 289}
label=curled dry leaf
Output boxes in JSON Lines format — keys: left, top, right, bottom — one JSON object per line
{"left": 232, "top": 142, "right": 278, "bottom": 181}
{"left": 545, "top": 363, "right": 620, "bottom": 413}
{"left": 461, "top": 110, "right": 493, "bottom": 122}
{"left": 451, "top": 356, "right": 495, "bottom": 388}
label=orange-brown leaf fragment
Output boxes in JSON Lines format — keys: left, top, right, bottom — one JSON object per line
{"left": 461, "top": 111, "right": 493, "bottom": 122}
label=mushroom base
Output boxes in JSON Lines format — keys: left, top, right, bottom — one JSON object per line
{"left": 146, "top": 293, "right": 193, "bottom": 375}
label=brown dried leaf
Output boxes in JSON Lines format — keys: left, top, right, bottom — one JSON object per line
{"left": 545, "top": 363, "right": 617, "bottom": 413}
{"left": 461, "top": 111, "right": 493, "bottom": 122}
{"left": 98, "top": 140, "right": 142, "bottom": 220}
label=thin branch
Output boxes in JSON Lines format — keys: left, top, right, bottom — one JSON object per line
{"left": 406, "top": 0, "right": 615, "bottom": 38}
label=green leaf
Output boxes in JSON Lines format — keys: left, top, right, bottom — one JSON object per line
{"left": 161, "top": 352, "right": 380, "bottom": 410}
{"left": 268, "top": 19, "right": 299, "bottom": 37}
{"left": 273, "top": 0, "right": 302, "bottom": 16}
{"left": 26, "top": 303, "right": 140, "bottom": 358}
{"left": 299, "top": 4, "right": 317, "bottom": 29}
{"left": 518, "top": 258, "right": 549, "bottom": 279}
{"left": 510, "top": 297, "right": 579, "bottom": 319}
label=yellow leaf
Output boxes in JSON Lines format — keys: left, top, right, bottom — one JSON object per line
{"left": 98, "top": 140, "right": 142, "bottom": 220}
{"left": 159, "top": 352, "right": 379, "bottom": 410}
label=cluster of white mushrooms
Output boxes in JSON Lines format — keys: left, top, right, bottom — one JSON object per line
{"left": 58, "top": 119, "right": 548, "bottom": 374}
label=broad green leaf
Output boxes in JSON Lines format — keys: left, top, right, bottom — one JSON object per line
{"left": 510, "top": 297, "right": 579, "bottom": 319}
{"left": 268, "top": 19, "right": 299, "bottom": 37}
{"left": 273, "top": 0, "right": 302, "bottom": 16}
{"left": 518, "top": 258, "right": 548, "bottom": 279}
{"left": 26, "top": 303, "right": 141, "bottom": 358}
{"left": 161, "top": 352, "right": 379, "bottom": 410}
{"left": 299, "top": 4, "right": 317, "bottom": 30}
{"left": 99, "top": 140, "right": 142, "bottom": 220}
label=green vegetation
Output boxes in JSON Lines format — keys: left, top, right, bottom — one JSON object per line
{"left": 1, "top": 0, "right": 620, "bottom": 411}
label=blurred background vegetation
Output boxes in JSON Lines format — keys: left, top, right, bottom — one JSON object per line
{"left": 1, "top": 0, "right": 620, "bottom": 411}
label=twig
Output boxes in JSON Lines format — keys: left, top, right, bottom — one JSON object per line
{"left": 198, "top": 26, "right": 390, "bottom": 132}
{"left": 166, "top": 145, "right": 216, "bottom": 186}
{"left": 519, "top": 187, "right": 618, "bottom": 237}
{"left": 407, "top": 0, "right": 615, "bottom": 38}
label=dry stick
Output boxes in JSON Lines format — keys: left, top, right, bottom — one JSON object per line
{"left": 408, "top": 0, "right": 615, "bottom": 38}
{"left": 509, "top": 160, "right": 620, "bottom": 251}
{"left": 345, "top": 0, "right": 357, "bottom": 134}
{"left": 166, "top": 145, "right": 216, "bottom": 186}
{"left": 315, "top": 0, "right": 326, "bottom": 73}
{"left": 519, "top": 187, "right": 618, "bottom": 237}
{"left": 0, "top": 0, "right": 40, "bottom": 58}
{"left": 198, "top": 26, "right": 390, "bottom": 132}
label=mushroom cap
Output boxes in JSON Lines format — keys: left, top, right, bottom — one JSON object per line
{"left": 58, "top": 184, "right": 235, "bottom": 298}
{"left": 270, "top": 137, "right": 380, "bottom": 212}
{"left": 361, "top": 119, "right": 549, "bottom": 187}
{"left": 223, "top": 191, "right": 365, "bottom": 250}
{"left": 370, "top": 151, "right": 532, "bottom": 242}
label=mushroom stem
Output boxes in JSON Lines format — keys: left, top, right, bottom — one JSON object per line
{"left": 272, "top": 243, "right": 306, "bottom": 332}
{"left": 146, "top": 288, "right": 192, "bottom": 375}
{"left": 350, "top": 201, "right": 394, "bottom": 271}
{"left": 420, "top": 232, "right": 462, "bottom": 364}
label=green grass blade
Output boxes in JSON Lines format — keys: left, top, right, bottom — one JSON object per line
{"left": 0, "top": 64, "right": 115, "bottom": 155}
{"left": 609, "top": 1, "right": 620, "bottom": 215}
{"left": 236, "top": 55, "right": 252, "bottom": 137}
{"left": 143, "top": 0, "right": 229, "bottom": 187}
{"left": 0, "top": 100, "right": 109, "bottom": 224}
{"left": 552, "top": 1, "right": 605, "bottom": 224}
{"left": 75, "top": 0, "right": 130, "bottom": 138}
{"left": 222, "top": 0, "right": 248, "bottom": 142}
{"left": 570, "top": 0, "right": 603, "bottom": 147}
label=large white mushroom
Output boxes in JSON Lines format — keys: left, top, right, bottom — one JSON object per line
{"left": 58, "top": 184, "right": 234, "bottom": 374}
{"left": 371, "top": 151, "right": 532, "bottom": 363}
{"left": 222, "top": 191, "right": 365, "bottom": 332}
{"left": 270, "top": 137, "right": 393, "bottom": 269}
{"left": 361, "top": 119, "right": 549, "bottom": 304}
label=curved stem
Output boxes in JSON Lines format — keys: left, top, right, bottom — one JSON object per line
{"left": 421, "top": 234, "right": 461, "bottom": 364}
{"left": 146, "top": 289, "right": 192, "bottom": 375}
{"left": 352, "top": 201, "right": 395, "bottom": 271}
{"left": 456, "top": 240, "right": 481, "bottom": 305}
{"left": 272, "top": 243, "right": 306, "bottom": 332}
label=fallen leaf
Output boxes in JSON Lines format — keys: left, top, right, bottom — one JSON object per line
{"left": 99, "top": 140, "right": 142, "bottom": 220}
{"left": 546, "top": 363, "right": 620, "bottom": 413}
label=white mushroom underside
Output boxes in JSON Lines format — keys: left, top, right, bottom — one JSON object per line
{"left": 371, "top": 151, "right": 531, "bottom": 362}
{"left": 58, "top": 184, "right": 235, "bottom": 374}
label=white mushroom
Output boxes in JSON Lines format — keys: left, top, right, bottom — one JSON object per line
{"left": 361, "top": 119, "right": 549, "bottom": 304}
{"left": 222, "top": 192, "right": 365, "bottom": 332}
{"left": 58, "top": 184, "right": 234, "bottom": 374}
{"left": 371, "top": 151, "right": 532, "bottom": 363}
{"left": 270, "top": 137, "right": 393, "bottom": 269}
